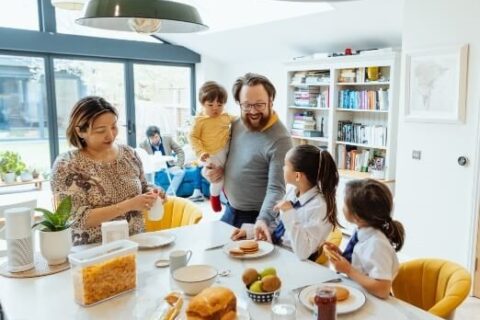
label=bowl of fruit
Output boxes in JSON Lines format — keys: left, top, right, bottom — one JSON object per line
{"left": 242, "top": 267, "right": 282, "bottom": 303}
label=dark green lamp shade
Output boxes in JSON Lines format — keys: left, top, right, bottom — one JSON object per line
{"left": 76, "top": 0, "right": 208, "bottom": 33}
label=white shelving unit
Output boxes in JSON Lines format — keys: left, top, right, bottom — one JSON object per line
{"left": 285, "top": 53, "right": 400, "bottom": 235}
{"left": 285, "top": 52, "right": 400, "bottom": 182}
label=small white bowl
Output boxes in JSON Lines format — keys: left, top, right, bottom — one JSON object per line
{"left": 172, "top": 264, "right": 218, "bottom": 295}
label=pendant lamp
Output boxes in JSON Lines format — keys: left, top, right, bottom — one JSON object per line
{"left": 272, "top": 0, "right": 358, "bottom": 2}
{"left": 76, "top": 0, "right": 208, "bottom": 34}
{"left": 51, "top": 0, "right": 85, "bottom": 10}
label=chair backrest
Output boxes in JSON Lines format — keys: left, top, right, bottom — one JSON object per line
{"left": 144, "top": 196, "right": 202, "bottom": 231}
{"left": 392, "top": 259, "right": 471, "bottom": 319}
{"left": 315, "top": 227, "right": 343, "bottom": 265}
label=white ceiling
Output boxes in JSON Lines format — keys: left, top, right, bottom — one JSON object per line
{"left": 161, "top": 0, "right": 404, "bottom": 63}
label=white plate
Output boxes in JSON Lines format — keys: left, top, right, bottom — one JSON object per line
{"left": 223, "top": 241, "right": 274, "bottom": 259}
{"left": 130, "top": 232, "right": 176, "bottom": 249}
{"left": 298, "top": 284, "right": 366, "bottom": 314}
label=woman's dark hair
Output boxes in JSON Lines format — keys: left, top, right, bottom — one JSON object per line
{"left": 287, "top": 145, "right": 339, "bottom": 228}
{"left": 198, "top": 81, "right": 228, "bottom": 104}
{"left": 66, "top": 96, "right": 118, "bottom": 149}
{"left": 146, "top": 125, "right": 160, "bottom": 138}
{"left": 344, "top": 179, "right": 405, "bottom": 251}
{"left": 232, "top": 72, "right": 276, "bottom": 103}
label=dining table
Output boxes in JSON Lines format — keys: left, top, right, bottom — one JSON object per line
{"left": 0, "top": 221, "right": 442, "bottom": 320}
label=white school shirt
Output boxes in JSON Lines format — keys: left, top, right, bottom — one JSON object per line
{"left": 280, "top": 185, "right": 333, "bottom": 260}
{"left": 351, "top": 227, "right": 399, "bottom": 281}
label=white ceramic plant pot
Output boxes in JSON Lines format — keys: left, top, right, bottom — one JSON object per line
{"left": 3, "top": 172, "right": 16, "bottom": 184}
{"left": 39, "top": 228, "right": 72, "bottom": 265}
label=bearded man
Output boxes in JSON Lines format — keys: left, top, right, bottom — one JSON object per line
{"left": 205, "top": 73, "right": 292, "bottom": 241}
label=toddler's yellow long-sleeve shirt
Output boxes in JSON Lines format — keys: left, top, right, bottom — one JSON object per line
{"left": 189, "top": 113, "right": 236, "bottom": 157}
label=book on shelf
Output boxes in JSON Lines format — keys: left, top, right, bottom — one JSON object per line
{"left": 294, "top": 87, "right": 321, "bottom": 107}
{"left": 337, "top": 145, "right": 379, "bottom": 173}
{"left": 338, "top": 89, "right": 389, "bottom": 110}
{"left": 291, "top": 130, "right": 324, "bottom": 138}
{"left": 337, "top": 121, "right": 387, "bottom": 146}
{"left": 338, "top": 69, "right": 356, "bottom": 83}
{"left": 290, "top": 70, "right": 330, "bottom": 86}
{"left": 292, "top": 119, "right": 316, "bottom": 130}
{"left": 294, "top": 111, "right": 315, "bottom": 120}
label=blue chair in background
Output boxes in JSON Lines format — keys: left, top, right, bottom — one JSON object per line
{"left": 155, "top": 166, "right": 210, "bottom": 198}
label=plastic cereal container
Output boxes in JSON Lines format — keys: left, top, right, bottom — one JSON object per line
{"left": 68, "top": 239, "right": 138, "bottom": 306}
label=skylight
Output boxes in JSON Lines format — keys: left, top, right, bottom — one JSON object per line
{"left": 181, "top": 0, "right": 334, "bottom": 34}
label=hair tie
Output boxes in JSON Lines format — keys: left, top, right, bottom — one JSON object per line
{"left": 382, "top": 221, "right": 390, "bottom": 230}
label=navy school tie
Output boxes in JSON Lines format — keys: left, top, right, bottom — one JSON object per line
{"left": 341, "top": 231, "right": 359, "bottom": 263}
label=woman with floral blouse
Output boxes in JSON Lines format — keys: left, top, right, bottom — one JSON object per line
{"left": 51, "top": 96, "right": 165, "bottom": 245}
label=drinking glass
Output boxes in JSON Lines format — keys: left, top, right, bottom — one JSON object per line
{"left": 271, "top": 291, "right": 296, "bottom": 320}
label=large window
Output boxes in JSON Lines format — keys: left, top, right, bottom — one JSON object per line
{"left": 0, "top": 0, "right": 39, "bottom": 31}
{"left": 53, "top": 58, "right": 127, "bottom": 153}
{"left": 133, "top": 64, "right": 191, "bottom": 145}
{"left": 0, "top": 54, "right": 49, "bottom": 172}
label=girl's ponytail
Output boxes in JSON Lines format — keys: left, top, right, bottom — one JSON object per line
{"left": 317, "top": 150, "right": 340, "bottom": 228}
{"left": 287, "top": 145, "right": 340, "bottom": 228}
{"left": 382, "top": 219, "right": 405, "bottom": 252}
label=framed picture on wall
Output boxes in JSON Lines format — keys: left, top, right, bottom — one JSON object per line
{"left": 404, "top": 44, "right": 469, "bottom": 123}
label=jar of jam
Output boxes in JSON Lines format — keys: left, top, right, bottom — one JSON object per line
{"left": 314, "top": 286, "right": 336, "bottom": 320}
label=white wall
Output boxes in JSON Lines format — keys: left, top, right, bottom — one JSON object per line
{"left": 195, "top": 56, "right": 228, "bottom": 111}
{"left": 395, "top": 0, "right": 480, "bottom": 269}
{"left": 206, "top": 58, "right": 289, "bottom": 122}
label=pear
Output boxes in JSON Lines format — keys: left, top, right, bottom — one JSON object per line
{"left": 249, "top": 280, "right": 263, "bottom": 293}
{"left": 259, "top": 267, "right": 277, "bottom": 279}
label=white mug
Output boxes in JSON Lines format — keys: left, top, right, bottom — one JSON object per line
{"left": 169, "top": 249, "right": 192, "bottom": 274}
{"left": 148, "top": 198, "right": 164, "bottom": 221}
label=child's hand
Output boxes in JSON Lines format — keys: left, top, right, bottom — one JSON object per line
{"left": 254, "top": 220, "right": 272, "bottom": 243}
{"left": 200, "top": 152, "right": 210, "bottom": 162}
{"left": 231, "top": 228, "right": 246, "bottom": 240}
{"left": 323, "top": 242, "right": 342, "bottom": 255}
{"left": 273, "top": 200, "right": 293, "bottom": 212}
{"left": 328, "top": 250, "right": 352, "bottom": 275}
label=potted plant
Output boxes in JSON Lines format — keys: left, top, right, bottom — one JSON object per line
{"left": 32, "top": 196, "right": 74, "bottom": 265}
{"left": 0, "top": 151, "right": 26, "bottom": 184}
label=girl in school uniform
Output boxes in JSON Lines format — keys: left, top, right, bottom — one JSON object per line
{"left": 231, "top": 144, "right": 340, "bottom": 261}
{"left": 324, "top": 179, "right": 405, "bottom": 299}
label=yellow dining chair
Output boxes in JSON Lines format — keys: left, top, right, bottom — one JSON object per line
{"left": 392, "top": 259, "right": 471, "bottom": 320}
{"left": 315, "top": 227, "right": 343, "bottom": 265}
{"left": 144, "top": 196, "right": 203, "bottom": 232}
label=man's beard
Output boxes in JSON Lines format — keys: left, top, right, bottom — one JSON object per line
{"left": 241, "top": 108, "right": 271, "bottom": 131}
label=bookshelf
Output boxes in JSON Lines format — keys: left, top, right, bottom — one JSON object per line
{"left": 285, "top": 52, "right": 400, "bottom": 182}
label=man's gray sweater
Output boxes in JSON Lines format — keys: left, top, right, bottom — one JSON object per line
{"left": 224, "top": 117, "right": 293, "bottom": 226}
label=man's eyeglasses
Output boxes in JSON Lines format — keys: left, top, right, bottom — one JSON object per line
{"left": 239, "top": 102, "right": 268, "bottom": 112}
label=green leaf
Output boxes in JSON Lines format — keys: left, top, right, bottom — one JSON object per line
{"left": 40, "top": 220, "right": 56, "bottom": 231}
{"left": 32, "top": 195, "right": 73, "bottom": 231}
{"left": 34, "top": 208, "right": 58, "bottom": 226}
{"left": 56, "top": 196, "right": 72, "bottom": 220}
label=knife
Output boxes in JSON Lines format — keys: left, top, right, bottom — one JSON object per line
{"left": 290, "top": 277, "right": 342, "bottom": 293}
{"left": 204, "top": 243, "right": 227, "bottom": 251}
